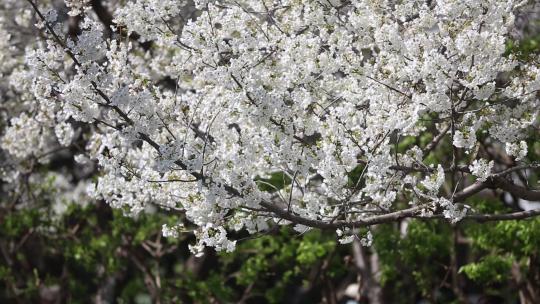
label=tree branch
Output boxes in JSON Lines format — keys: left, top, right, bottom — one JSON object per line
{"left": 259, "top": 202, "right": 423, "bottom": 229}
{"left": 465, "top": 209, "right": 540, "bottom": 222}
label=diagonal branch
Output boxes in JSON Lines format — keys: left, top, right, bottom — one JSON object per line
{"left": 453, "top": 175, "right": 540, "bottom": 203}
{"left": 259, "top": 201, "right": 423, "bottom": 229}
{"left": 464, "top": 209, "right": 540, "bottom": 222}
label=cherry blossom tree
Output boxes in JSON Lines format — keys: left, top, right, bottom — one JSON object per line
{"left": 1, "top": 0, "right": 539, "bottom": 256}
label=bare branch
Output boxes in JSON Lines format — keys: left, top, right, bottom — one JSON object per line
{"left": 465, "top": 209, "right": 540, "bottom": 222}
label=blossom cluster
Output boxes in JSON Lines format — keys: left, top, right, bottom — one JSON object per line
{"left": 1, "top": 0, "right": 538, "bottom": 254}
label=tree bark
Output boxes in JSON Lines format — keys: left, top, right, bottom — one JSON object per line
{"left": 352, "top": 239, "right": 383, "bottom": 304}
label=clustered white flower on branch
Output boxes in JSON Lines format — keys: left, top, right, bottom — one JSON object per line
{"left": 1, "top": 0, "right": 539, "bottom": 255}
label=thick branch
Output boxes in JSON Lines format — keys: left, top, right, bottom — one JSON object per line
{"left": 453, "top": 176, "right": 540, "bottom": 203}
{"left": 259, "top": 202, "right": 423, "bottom": 229}
{"left": 497, "top": 179, "right": 540, "bottom": 201}
{"left": 465, "top": 209, "right": 540, "bottom": 222}
{"left": 452, "top": 181, "right": 488, "bottom": 202}
{"left": 261, "top": 200, "right": 540, "bottom": 230}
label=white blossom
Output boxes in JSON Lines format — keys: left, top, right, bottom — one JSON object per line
{"left": 469, "top": 159, "right": 495, "bottom": 182}
{"left": 360, "top": 231, "right": 373, "bottom": 247}
{"left": 54, "top": 122, "right": 75, "bottom": 147}
{"left": 421, "top": 165, "right": 445, "bottom": 195}
{"left": 506, "top": 141, "right": 529, "bottom": 161}
{"left": 438, "top": 198, "right": 467, "bottom": 224}
{"left": 338, "top": 235, "right": 355, "bottom": 245}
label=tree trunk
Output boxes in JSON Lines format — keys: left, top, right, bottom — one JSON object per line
{"left": 352, "top": 239, "right": 383, "bottom": 304}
